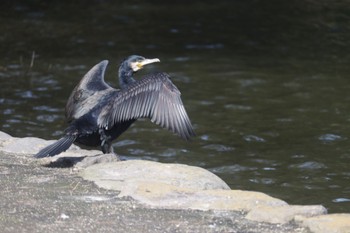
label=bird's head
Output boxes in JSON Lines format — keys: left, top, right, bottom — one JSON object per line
{"left": 126, "top": 55, "right": 160, "bottom": 72}
{"left": 118, "top": 55, "right": 161, "bottom": 89}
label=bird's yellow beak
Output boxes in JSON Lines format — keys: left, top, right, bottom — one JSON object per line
{"left": 137, "top": 58, "right": 160, "bottom": 69}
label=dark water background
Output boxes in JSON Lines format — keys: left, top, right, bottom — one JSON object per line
{"left": 1, "top": 1, "right": 350, "bottom": 213}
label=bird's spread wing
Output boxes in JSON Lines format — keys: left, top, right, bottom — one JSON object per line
{"left": 66, "top": 60, "right": 112, "bottom": 122}
{"left": 98, "top": 72, "right": 195, "bottom": 140}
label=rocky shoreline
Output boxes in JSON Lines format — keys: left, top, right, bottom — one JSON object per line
{"left": 0, "top": 131, "right": 349, "bottom": 233}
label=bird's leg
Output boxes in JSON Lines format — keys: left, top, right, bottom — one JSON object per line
{"left": 99, "top": 128, "right": 114, "bottom": 154}
{"left": 98, "top": 129, "right": 121, "bottom": 161}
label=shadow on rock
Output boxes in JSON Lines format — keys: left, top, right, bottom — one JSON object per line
{"left": 44, "top": 156, "right": 87, "bottom": 168}
{"left": 44, "top": 153, "right": 121, "bottom": 169}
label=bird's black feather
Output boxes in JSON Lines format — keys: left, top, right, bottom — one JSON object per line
{"left": 34, "top": 134, "right": 76, "bottom": 158}
{"left": 98, "top": 72, "right": 195, "bottom": 140}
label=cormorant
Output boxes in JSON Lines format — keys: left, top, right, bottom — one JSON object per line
{"left": 35, "top": 55, "right": 195, "bottom": 158}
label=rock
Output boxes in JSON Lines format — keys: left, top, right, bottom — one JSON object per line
{"left": 130, "top": 185, "right": 289, "bottom": 211}
{"left": 206, "top": 189, "right": 288, "bottom": 211}
{"left": 295, "top": 214, "right": 350, "bottom": 233}
{"left": 80, "top": 160, "right": 329, "bottom": 225}
{"left": 2, "top": 130, "right": 350, "bottom": 232}
{"left": 81, "top": 160, "right": 230, "bottom": 191}
{"left": 1, "top": 137, "right": 48, "bottom": 155}
{"left": 80, "top": 160, "right": 291, "bottom": 211}
{"left": 74, "top": 153, "right": 121, "bottom": 168}
{"left": 0, "top": 144, "right": 309, "bottom": 233}
{"left": 0, "top": 132, "right": 120, "bottom": 168}
{"left": 246, "top": 205, "right": 327, "bottom": 224}
{"left": 0, "top": 131, "right": 12, "bottom": 139}
{"left": 0, "top": 136, "right": 81, "bottom": 156}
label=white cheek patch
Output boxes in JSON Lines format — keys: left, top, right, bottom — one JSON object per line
{"left": 130, "top": 62, "right": 141, "bottom": 71}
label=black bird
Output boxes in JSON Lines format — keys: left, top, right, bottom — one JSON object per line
{"left": 35, "top": 55, "right": 195, "bottom": 158}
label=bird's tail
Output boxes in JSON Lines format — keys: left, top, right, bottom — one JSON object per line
{"left": 34, "top": 134, "right": 77, "bottom": 158}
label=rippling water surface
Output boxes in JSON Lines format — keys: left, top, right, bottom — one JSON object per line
{"left": 1, "top": 1, "right": 350, "bottom": 213}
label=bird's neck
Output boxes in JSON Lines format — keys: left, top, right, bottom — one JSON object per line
{"left": 118, "top": 68, "right": 136, "bottom": 89}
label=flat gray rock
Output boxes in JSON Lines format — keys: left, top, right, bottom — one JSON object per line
{"left": 80, "top": 159, "right": 327, "bottom": 226}
{"left": 295, "top": 214, "right": 350, "bottom": 233}
{"left": 1, "top": 137, "right": 51, "bottom": 155}
{"left": 81, "top": 160, "right": 231, "bottom": 192}
{"left": 0, "top": 131, "right": 12, "bottom": 139}
{"left": 0, "top": 136, "right": 80, "bottom": 156}
{"left": 246, "top": 205, "right": 327, "bottom": 224}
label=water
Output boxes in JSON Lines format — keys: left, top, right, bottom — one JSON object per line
{"left": 1, "top": 1, "right": 350, "bottom": 213}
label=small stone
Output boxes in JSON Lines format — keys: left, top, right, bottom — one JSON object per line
{"left": 60, "top": 213, "right": 70, "bottom": 219}
{"left": 75, "top": 153, "right": 120, "bottom": 168}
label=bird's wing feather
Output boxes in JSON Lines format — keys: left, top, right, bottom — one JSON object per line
{"left": 66, "top": 60, "right": 111, "bottom": 122}
{"left": 98, "top": 72, "right": 195, "bottom": 140}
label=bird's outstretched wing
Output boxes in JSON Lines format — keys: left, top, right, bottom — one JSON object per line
{"left": 66, "top": 60, "right": 112, "bottom": 122}
{"left": 98, "top": 72, "right": 195, "bottom": 140}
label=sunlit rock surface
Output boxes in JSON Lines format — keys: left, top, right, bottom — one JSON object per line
{"left": 1, "top": 131, "right": 350, "bottom": 233}
{"left": 295, "top": 214, "right": 350, "bottom": 233}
